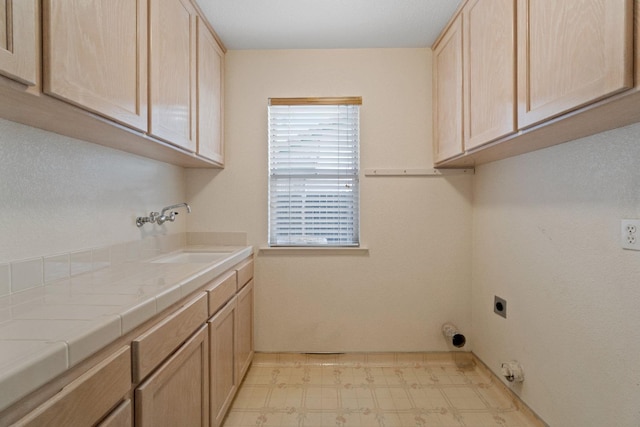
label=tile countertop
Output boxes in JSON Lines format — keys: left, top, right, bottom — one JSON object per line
{"left": 0, "top": 245, "right": 253, "bottom": 412}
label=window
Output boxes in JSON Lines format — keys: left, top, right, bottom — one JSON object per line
{"left": 268, "top": 97, "right": 361, "bottom": 247}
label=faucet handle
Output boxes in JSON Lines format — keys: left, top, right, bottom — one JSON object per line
{"left": 136, "top": 212, "right": 161, "bottom": 227}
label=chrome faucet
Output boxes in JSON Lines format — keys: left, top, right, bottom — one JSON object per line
{"left": 136, "top": 203, "right": 191, "bottom": 227}
{"left": 157, "top": 203, "right": 191, "bottom": 225}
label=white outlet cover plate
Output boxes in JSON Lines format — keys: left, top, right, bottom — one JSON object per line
{"left": 621, "top": 219, "right": 640, "bottom": 250}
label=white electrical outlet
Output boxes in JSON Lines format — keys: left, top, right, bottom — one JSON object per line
{"left": 621, "top": 219, "right": 640, "bottom": 250}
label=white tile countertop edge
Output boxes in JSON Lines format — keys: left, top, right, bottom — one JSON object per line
{"left": 0, "top": 245, "right": 253, "bottom": 412}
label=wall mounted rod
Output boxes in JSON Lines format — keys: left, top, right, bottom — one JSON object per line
{"left": 363, "top": 168, "right": 474, "bottom": 177}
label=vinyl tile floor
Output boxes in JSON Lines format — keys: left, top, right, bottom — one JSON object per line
{"left": 222, "top": 353, "right": 545, "bottom": 427}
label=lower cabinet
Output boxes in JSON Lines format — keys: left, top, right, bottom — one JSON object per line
{"left": 135, "top": 325, "right": 209, "bottom": 427}
{"left": 14, "top": 346, "right": 132, "bottom": 427}
{"left": 209, "top": 298, "right": 238, "bottom": 427}
{"left": 98, "top": 399, "right": 133, "bottom": 427}
{"left": 7, "top": 255, "right": 254, "bottom": 427}
{"left": 236, "top": 280, "right": 254, "bottom": 382}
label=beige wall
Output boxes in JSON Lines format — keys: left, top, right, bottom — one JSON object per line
{"left": 187, "top": 49, "right": 473, "bottom": 351}
{"left": 472, "top": 122, "right": 640, "bottom": 426}
{"left": 0, "top": 118, "right": 187, "bottom": 262}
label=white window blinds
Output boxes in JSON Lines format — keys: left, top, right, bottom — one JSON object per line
{"left": 268, "top": 98, "right": 361, "bottom": 247}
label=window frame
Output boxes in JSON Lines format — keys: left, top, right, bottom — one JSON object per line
{"left": 267, "top": 97, "right": 362, "bottom": 248}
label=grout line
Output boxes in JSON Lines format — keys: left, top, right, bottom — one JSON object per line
{"left": 225, "top": 352, "right": 547, "bottom": 427}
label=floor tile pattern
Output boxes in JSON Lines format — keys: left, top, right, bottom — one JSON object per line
{"left": 223, "top": 353, "right": 545, "bottom": 427}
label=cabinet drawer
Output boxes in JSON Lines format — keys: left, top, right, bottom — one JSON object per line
{"left": 205, "top": 270, "right": 237, "bottom": 316}
{"left": 236, "top": 258, "right": 254, "bottom": 290}
{"left": 15, "top": 346, "right": 131, "bottom": 427}
{"left": 132, "top": 292, "right": 208, "bottom": 383}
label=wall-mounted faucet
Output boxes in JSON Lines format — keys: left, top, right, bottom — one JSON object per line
{"left": 136, "top": 203, "right": 191, "bottom": 227}
{"left": 157, "top": 203, "right": 191, "bottom": 225}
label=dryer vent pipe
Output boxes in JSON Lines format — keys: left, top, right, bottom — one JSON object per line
{"left": 442, "top": 323, "right": 466, "bottom": 348}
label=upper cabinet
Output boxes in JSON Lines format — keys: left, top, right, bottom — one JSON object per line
{"left": 433, "top": 15, "right": 463, "bottom": 163}
{"left": 517, "top": 0, "right": 633, "bottom": 128}
{"left": 149, "top": 0, "right": 197, "bottom": 152}
{"left": 197, "top": 17, "right": 225, "bottom": 165}
{"left": 433, "top": 0, "right": 516, "bottom": 161}
{"left": 0, "top": 0, "right": 38, "bottom": 86}
{"left": 433, "top": 0, "right": 636, "bottom": 167}
{"left": 0, "top": 0, "right": 225, "bottom": 168}
{"left": 43, "top": 0, "right": 148, "bottom": 132}
{"left": 463, "top": 0, "right": 516, "bottom": 150}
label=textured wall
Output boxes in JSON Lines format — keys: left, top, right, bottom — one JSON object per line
{"left": 187, "top": 49, "right": 473, "bottom": 352}
{"left": 472, "top": 122, "right": 640, "bottom": 426}
{"left": 0, "top": 119, "right": 187, "bottom": 262}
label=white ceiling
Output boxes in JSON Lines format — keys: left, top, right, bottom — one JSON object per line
{"left": 197, "top": 0, "right": 463, "bottom": 50}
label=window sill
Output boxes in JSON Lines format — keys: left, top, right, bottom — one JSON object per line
{"left": 258, "top": 246, "right": 369, "bottom": 256}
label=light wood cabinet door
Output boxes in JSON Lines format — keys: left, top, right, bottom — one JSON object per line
{"left": 636, "top": 0, "right": 640, "bottom": 84}
{"left": 433, "top": 15, "right": 463, "bottom": 163}
{"left": 43, "top": 0, "right": 148, "bottom": 132}
{"left": 517, "top": 0, "right": 633, "bottom": 129}
{"left": 149, "top": 0, "right": 197, "bottom": 152}
{"left": 14, "top": 347, "right": 131, "bottom": 427}
{"left": 98, "top": 399, "right": 133, "bottom": 427}
{"left": 0, "top": 0, "right": 38, "bottom": 85}
{"left": 463, "top": 0, "right": 516, "bottom": 150}
{"left": 236, "top": 280, "right": 254, "bottom": 382}
{"left": 135, "top": 325, "right": 210, "bottom": 427}
{"left": 197, "top": 17, "right": 225, "bottom": 165}
{"left": 209, "top": 298, "right": 237, "bottom": 427}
